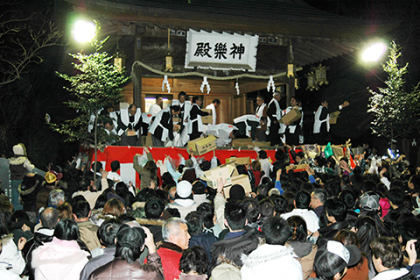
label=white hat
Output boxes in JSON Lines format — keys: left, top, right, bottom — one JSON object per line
{"left": 176, "top": 180, "right": 193, "bottom": 199}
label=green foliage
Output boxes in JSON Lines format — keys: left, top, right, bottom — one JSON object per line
{"left": 51, "top": 35, "right": 130, "bottom": 146}
{"left": 368, "top": 41, "right": 420, "bottom": 140}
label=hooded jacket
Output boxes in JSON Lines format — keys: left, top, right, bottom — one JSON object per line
{"left": 8, "top": 143, "right": 34, "bottom": 180}
{"left": 240, "top": 244, "right": 303, "bottom": 280}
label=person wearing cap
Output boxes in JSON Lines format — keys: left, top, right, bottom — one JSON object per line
{"left": 157, "top": 217, "right": 190, "bottom": 280}
{"left": 241, "top": 216, "right": 303, "bottom": 280}
{"left": 8, "top": 143, "right": 35, "bottom": 211}
{"left": 167, "top": 180, "right": 198, "bottom": 219}
{"left": 370, "top": 237, "right": 415, "bottom": 280}
{"left": 89, "top": 224, "right": 163, "bottom": 280}
{"left": 358, "top": 192, "right": 389, "bottom": 236}
{"left": 311, "top": 240, "right": 361, "bottom": 280}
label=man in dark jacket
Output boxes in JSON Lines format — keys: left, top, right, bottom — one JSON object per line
{"left": 317, "top": 199, "right": 349, "bottom": 247}
{"left": 186, "top": 211, "right": 217, "bottom": 263}
{"left": 211, "top": 200, "right": 260, "bottom": 269}
{"left": 21, "top": 207, "right": 59, "bottom": 280}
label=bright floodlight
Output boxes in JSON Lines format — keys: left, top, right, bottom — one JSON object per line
{"left": 362, "top": 42, "right": 387, "bottom": 62}
{"left": 72, "top": 20, "right": 96, "bottom": 43}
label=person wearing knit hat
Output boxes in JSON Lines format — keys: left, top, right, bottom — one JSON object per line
{"left": 167, "top": 180, "right": 198, "bottom": 219}
{"left": 228, "top": 184, "right": 245, "bottom": 201}
{"left": 8, "top": 143, "right": 35, "bottom": 211}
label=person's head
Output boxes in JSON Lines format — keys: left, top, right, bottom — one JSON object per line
{"left": 355, "top": 216, "right": 379, "bottom": 255}
{"left": 115, "top": 224, "right": 146, "bottom": 263}
{"left": 359, "top": 191, "right": 380, "bottom": 212}
{"left": 185, "top": 211, "right": 204, "bottom": 236}
{"left": 295, "top": 151, "right": 305, "bottom": 163}
{"left": 212, "top": 99, "right": 221, "bottom": 108}
{"left": 370, "top": 237, "right": 403, "bottom": 272}
{"left": 156, "top": 95, "right": 163, "bottom": 106}
{"left": 168, "top": 186, "right": 177, "bottom": 202}
{"left": 97, "top": 218, "right": 123, "bottom": 247}
{"left": 192, "top": 96, "right": 203, "bottom": 106}
{"left": 241, "top": 198, "right": 260, "bottom": 224}
{"left": 162, "top": 217, "right": 190, "bottom": 250}
{"left": 311, "top": 188, "right": 327, "bottom": 209}
{"left": 179, "top": 246, "right": 209, "bottom": 275}
{"left": 324, "top": 199, "right": 347, "bottom": 223}
{"left": 72, "top": 200, "right": 91, "bottom": 220}
{"left": 178, "top": 92, "right": 186, "bottom": 103}
{"left": 290, "top": 97, "right": 300, "bottom": 107}
{"left": 103, "top": 198, "right": 125, "bottom": 217}
{"left": 251, "top": 160, "right": 261, "bottom": 172}
{"left": 326, "top": 157, "right": 336, "bottom": 168}
{"left": 110, "top": 160, "right": 120, "bottom": 172}
{"left": 224, "top": 200, "right": 247, "bottom": 231}
{"left": 334, "top": 229, "right": 359, "bottom": 247}
{"left": 388, "top": 188, "right": 405, "bottom": 208}
{"left": 40, "top": 207, "right": 60, "bottom": 229}
{"left": 258, "top": 150, "right": 267, "bottom": 160}
{"left": 170, "top": 105, "right": 181, "bottom": 115}
{"left": 259, "top": 198, "right": 275, "bottom": 218}
{"left": 338, "top": 189, "right": 357, "bottom": 211}
{"left": 104, "top": 118, "right": 114, "bottom": 131}
{"left": 273, "top": 91, "right": 281, "bottom": 101}
{"left": 321, "top": 98, "right": 329, "bottom": 108}
{"left": 262, "top": 216, "right": 290, "bottom": 245}
{"left": 48, "top": 189, "right": 65, "bottom": 207}
{"left": 145, "top": 198, "right": 165, "bottom": 219}
{"left": 128, "top": 104, "right": 137, "bottom": 116}
{"left": 228, "top": 184, "right": 245, "bottom": 201}
{"left": 57, "top": 202, "right": 73, "bottom": 220}
{"left": 192, "top": 181, "right": 206, "bottom": 195}
{"left": 54, "top": 219, "right": 79, "bottom": 241}
{"left": 256, "top": 95, "right": 264, "bottom": 106}
{"left": 314, "top": 240, "right": 361, "bottom": 280}
{"left": 287, "top": 215, "right": 307, "bottom": 242}
{"left": 196, "top": 202, "right": 215, "bottom": 230}
{"left": 294, "top": 190, "right": 311, "bottom": 209}
{"left": 408, "top": 175, "right": 420, "bottom": 191}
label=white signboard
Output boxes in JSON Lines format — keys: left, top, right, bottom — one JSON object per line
{"left": 185, "top": 29, "right": 259, "bottom": 71}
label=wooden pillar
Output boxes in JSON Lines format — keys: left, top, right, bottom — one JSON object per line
{"left": 286, "top": 39, "right": 295, "bottom": 106}
{"left": 133, "top": 27, "right": 143, "bottom": 108}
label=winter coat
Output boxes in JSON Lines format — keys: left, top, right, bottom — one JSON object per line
{"left": 211, "top": 229, "right": 260, "bottom": 269}
{"left": 32, "top": 237, "right": 90, "bottom": 280}
{"left": 133, "top": 153, "right": 156, "bottom": 190}
{"left": 80, "top": 247, "right": 116, "bottom": 280}
{"left": 287, "top": 241, "right": 317, "bottom": 280}
{"left": 21, "top": 228, "right": 54, "bottom": 280}
{"left": 157, "top": 241, "right": 183, "bottom": 280}
{"left": 8, "top": 143, "right": 34, "bottom": 180}
{"left": 0, "top": 235, "right": 26, "bottom": 276}
{"left": 240, "top": 244, "right": 303, "bottom": 280}
{"left": 77, "top": 221, "right": 101, "bottom": 252}
{"left": 136, "top": 218, "right": 165, "bottom": 244}
{"left": 189, "top": 232, "right": 218, "bottom": 262}
{"left": 18, "top": 174, "right": 45, "bottom": 212}
{"left": 89, "top": 253, "right": 164, "bottom": 280}
{"left": 372, "top": 268, "right": 416, "bottom": 280}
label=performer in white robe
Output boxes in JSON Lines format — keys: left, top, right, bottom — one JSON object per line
{"left": 205, "top": 99, "right": 221, "bottom": 128}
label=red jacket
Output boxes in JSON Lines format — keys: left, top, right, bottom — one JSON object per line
{"left": 157, "top": 242, "right": 183, "bottom": 280}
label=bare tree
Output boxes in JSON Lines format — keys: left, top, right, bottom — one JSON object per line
{"left": 0, "top": 0, "right": 62, "bottom": 90}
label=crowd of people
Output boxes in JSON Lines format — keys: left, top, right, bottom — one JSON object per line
{"left": 2, "top": 138, "right": 420, "bottom": 280}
